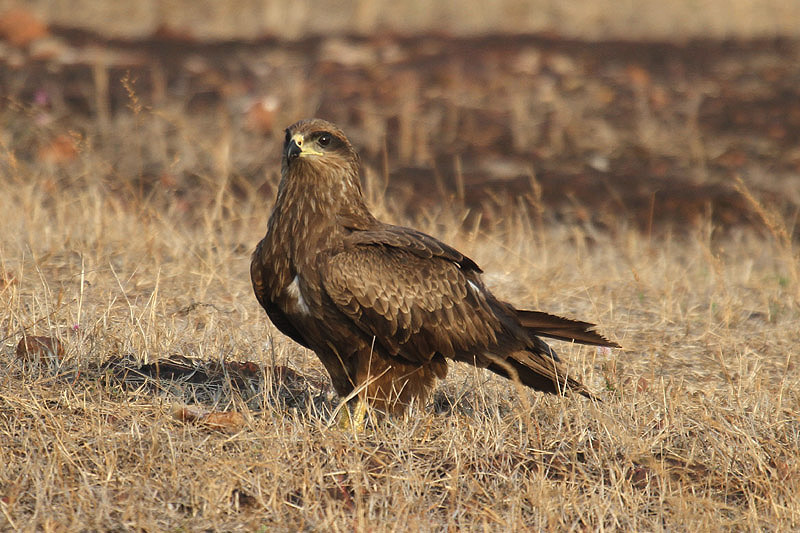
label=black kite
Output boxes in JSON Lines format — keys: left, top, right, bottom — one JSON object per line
{"left": 251, "top": 119, "right": 618, "bottom": 423}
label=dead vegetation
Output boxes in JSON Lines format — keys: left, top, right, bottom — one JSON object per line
{"left": 1, "top": 34, "right": 799, "bottom": 531}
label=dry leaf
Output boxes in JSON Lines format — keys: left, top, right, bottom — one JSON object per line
{"left": 626, "top": 64, "right": 650, "bottom": 88}
{"left": 174, "top": 405, "right": 245, "bottom": 432}
{"left": 38, "top": 134, "right": 79, "bottom": 165}
{"left": 0, "top": 8, "right": 48, "bottom": 47}
{"left": 16, "top": 336, "right": 64, "bottom": 361}
{"left": 245, "top": 96, "right": 278, "bottom": 134}
{"left": 173, "top": 405, "right": 207, "bottom": 423}
{"left": 201, "top": 411, "right": 245, "bottom": 431}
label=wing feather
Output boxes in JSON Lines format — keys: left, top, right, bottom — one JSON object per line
{"left": 347, "top": 226, "right": 481, "bottom": 273}
{"left": 322, "top": 240, "right": 499, "bottom": 364}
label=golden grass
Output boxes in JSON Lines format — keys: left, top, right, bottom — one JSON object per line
{"left": 1, "top": 90, "right": 799, "bottom": 532}
{"left": 11, "top": 0, "right": 800, "bottom": 42}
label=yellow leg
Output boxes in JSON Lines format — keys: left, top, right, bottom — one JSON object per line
{"left": 336, "top": 398, "right": 368, "bottom": 432}
{"left": 352, "top": 398, "right": 368, "bottom": 428}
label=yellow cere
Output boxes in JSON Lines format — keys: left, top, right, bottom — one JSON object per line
{"left": 292, "top": 133, "right": 323, "bottom": 157}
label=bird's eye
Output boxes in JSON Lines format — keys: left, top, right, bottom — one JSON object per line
{"left": 317, "top": 133, "right": 331, "bottom": 147}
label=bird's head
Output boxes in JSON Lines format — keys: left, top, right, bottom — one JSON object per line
{"left": 282, "top": 119, "right": 360, "bottom": 178}
{"left": 277, "top": 119, "right": 373, "bottom": 224}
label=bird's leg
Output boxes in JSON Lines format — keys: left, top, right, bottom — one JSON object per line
{"left": 336, "top": 398, "right": 368, "bottom": 432}
{"left": 352, "top": 398, "right": 368, "bottom": 429}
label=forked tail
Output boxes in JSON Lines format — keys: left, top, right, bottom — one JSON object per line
{"left": 487, "top": 348, "right": 595, "bottom": 399}
{"left": 517, "top": 310, "right": 620, "bottom": 348}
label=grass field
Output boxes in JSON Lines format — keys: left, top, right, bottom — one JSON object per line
{"left": 2, "top": 38, "right": 800, "bottom": 531}
{"left": 7, "top": 0, "right": 800, "bottom": 41}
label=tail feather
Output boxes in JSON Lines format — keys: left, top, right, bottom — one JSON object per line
{"left": 486, "top": 349, "right": 595, "bottom": 400}
{"left": 484, "top": 309, "right": 616, "bottom": 400}
{"left": 517, "top": 310, "right": 620, "bottom": 348}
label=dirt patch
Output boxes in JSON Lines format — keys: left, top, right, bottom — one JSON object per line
{"left": 1, "top": 33, "right": 798, "bottom": 235}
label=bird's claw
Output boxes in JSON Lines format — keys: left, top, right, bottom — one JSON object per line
{"left": 335, "top": 399, "right": 368, "bottom": 433}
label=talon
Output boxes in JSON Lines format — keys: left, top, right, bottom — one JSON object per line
{"left": 335, "top": 399, "right": 368, "bottom": 432}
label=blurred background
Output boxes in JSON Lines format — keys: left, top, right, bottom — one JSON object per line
{"left": 1, "top": 0, "right": 799, "bottom": 234}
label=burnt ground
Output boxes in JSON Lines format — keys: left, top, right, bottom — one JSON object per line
{"left": 2, "top": 32, "right": 799, "bottom": 237}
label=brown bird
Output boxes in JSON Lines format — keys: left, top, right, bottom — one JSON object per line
{"left": 251, "top": 118, "right": 618, "bottom": 424}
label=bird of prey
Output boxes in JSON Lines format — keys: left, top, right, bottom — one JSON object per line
{"left": 251, "top": 118, "right": 618, "bottom": 424}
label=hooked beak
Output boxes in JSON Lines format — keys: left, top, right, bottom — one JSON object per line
{"left": 287, "top": 138, "right": 302, "bottom": 160}
{"left": 286, "top": 132, "right": 322, "bottom": 161}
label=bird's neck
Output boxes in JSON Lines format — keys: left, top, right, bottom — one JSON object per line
{"left": 266, "top": 167, "right": 374, "bottom": 269}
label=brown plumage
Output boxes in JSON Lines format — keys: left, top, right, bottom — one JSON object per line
{"left": 251, "top": 118, "right": 619, "bottom": 416}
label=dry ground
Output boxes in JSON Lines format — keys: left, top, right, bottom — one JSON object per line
{"left": 1, "top": 36, "right": 800, "bottom": 531}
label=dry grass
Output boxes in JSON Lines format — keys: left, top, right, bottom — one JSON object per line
{"left": 8, "top": 0, "right": 800, "bottom": 41}
{"left": 1, "top": 70, "right": 799, "bottom": 532}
